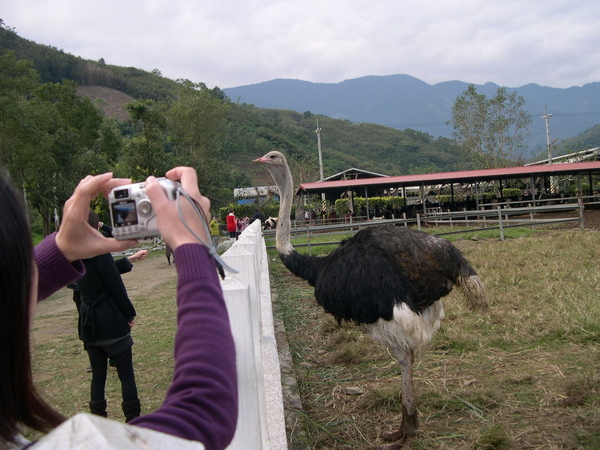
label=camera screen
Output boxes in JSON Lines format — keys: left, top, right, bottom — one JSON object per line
{"left": 111, "top": 200, "right": 138, "bottom": 227}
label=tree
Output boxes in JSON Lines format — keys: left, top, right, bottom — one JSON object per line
{"left": 120, "top": 99, "right": 174, "bottom": 180}
{"left": 166, "top": 83, "right": 229, "bottom": 202}
{"left": 0, "top": 54, "right": 111, "bottom": 234}
{"left": 0, "top": 52, "right": 41, "bottom": 168}
{"left": 450, "top": 85, "right": 531, "bottom": 168}
{"left": 25, "top": 81, "right": 106, "bottom": 234}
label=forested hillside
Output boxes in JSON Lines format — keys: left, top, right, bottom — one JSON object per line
{"left": 0, "top": 21, "right": 181, "bottom": 100}
{"left": 555, "top": 124, "right": 600, "bottom": 154}
{"left": 0, "top": 21, "right": 547, "bottom": 234}
{"left": 0, "top": 22, "right": 465, "bottom": 178}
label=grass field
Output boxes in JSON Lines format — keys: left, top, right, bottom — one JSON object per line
{"left": 270, "top": 227, "right": 600, "bottom": 449}
{"left": 26, "top": 226, "right": 600, "bottom": 449}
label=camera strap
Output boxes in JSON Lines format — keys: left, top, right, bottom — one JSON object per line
{"left": 175, "top": 187, "right": 239, "bottom": 275}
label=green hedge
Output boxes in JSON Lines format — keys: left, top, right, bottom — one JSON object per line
{"left": 218, "top": 199, "right": 281, "bottom": 222}
{"left": 436, "top": 193, "right": 495, "bottom": 203}
{"left": 502, "top": 188, "right": 522, "bottom": 198}
{"left": 334, "top": 196, "right": 406, "bottom": 216}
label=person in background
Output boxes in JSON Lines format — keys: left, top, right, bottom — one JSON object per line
{"left": 69, "top": 246, "right": 147, "bottom": 374}
{"left": 238, "top": 216, "right": 249, "bottom": 234}
{"left": 0, "top": 168, "right": 237, "bottom": 450}
{"left": 76, "top": 211, "right": 142, "bottom": 422}
{"left": 251, "top": 209, "right": 265, "bottom": 225}
{"left": 226, "top": 209, "right": 237, "bottom": 240}
{"left": 165, "top": 243, "right": 174, "bottom": 265}
{"left": 209, "top": 216, "right": 220, "bottom": 248}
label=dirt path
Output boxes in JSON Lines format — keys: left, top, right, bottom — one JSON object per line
{"left": 32, "top": 249, "right": 177, "bottom": 344}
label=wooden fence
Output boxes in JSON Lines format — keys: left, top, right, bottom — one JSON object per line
{"left": 264, "top": 196, "right": 599, "bottom": 250}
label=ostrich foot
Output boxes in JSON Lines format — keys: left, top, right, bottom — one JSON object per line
{"left": 375, "top": 423, "right": 416, "bottom": 449}
{"left": 380, "top": 429, "right": 405, "bottom": 442}
{"left": 372, "top": 438, "right": 408, "bottom": 449}
{"left": 381, "top": 422, "right": 416, "bottom": 442}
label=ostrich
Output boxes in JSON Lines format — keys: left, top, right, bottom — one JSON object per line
{"left": 253, "top": 151, "right": 488, "bottom": 448}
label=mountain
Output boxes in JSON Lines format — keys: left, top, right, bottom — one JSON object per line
{"left": 224, "top": 75, "right": 600, "bottom": 157}
{"left": 0, "top": 25, "right": 467, "bottom": 184}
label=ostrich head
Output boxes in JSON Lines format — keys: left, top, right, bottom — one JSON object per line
{"left": 252, "top": 150, "right": 285, "bottom": 166}
{"left": 252, "top": 151, "right": 290, "bottom": 189}
{"left": 253, "top": 150, "right": 294, "bottom": 255}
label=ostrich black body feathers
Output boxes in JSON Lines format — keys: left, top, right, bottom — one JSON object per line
{"left": 281, "top": 226, "right": 477, "bottom": 324}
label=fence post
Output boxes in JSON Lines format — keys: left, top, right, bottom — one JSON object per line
{"left": 528, "top": 203, "right": 535, "bottom": 230}
{"left": 222, "top": 278, "right": 264, "bottom": 449}
{"left": 497, "top": 206, "right": 505, "bottom": 241}
{"left": 579, "top": 198, "right": 586, "bottom": 229}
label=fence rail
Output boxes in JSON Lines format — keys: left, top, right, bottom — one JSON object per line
{"left": 264, "top": 197, "right": 598, "bottom": 250}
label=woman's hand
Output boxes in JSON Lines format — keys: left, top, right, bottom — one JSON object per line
{"left": 56, "top": 173, "right": 138, "bottom": 262}
{"left": 146, "top": 167, "right": 211, "bottom": 251}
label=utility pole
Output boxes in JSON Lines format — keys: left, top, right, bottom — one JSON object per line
{"left": 541, "top": 106, "right": 555, "bottom": 193}
{"left": 316, "top": 120, "right": 324, "bottom": 182}
{"left": 315, "top": 120, "right": 326, "bottom": 210}
{"left": 541, "top": 106, "right": 553, "bottom": 163}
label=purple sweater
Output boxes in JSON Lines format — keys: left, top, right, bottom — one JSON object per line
{"left": 34, "top": 234, "right": 238, "bottom": 450}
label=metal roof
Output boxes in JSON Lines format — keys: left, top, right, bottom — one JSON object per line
{"left": 297, "top": 161, "right": 600, "bottom": 196}
{"left": 324, "top": 167, "right": 389, "bottom": 181}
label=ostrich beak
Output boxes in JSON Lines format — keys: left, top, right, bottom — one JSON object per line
{"left": 252, "top": 157, "right": 268, "bottom": 164}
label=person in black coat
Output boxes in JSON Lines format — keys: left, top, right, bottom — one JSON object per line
{"left": 76, "top": 211, "right": 143, "bottom": 422}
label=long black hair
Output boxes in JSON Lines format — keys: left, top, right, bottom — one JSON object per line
{"left": 0, "top": 170, "right": 65, "bottom": 443}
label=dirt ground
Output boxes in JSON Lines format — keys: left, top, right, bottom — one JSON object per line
{"left": 32, "top": 246, "right": 177, "bottom": 344}
{"left": 76, "top": 86, "right": 134, "bottom": 123}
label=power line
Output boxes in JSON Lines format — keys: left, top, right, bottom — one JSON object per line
{"left": 386, "top": 121, "right": 449, "bottom": 128}
{"left": 385, "top": 112, "right": 600, "bottom": 130}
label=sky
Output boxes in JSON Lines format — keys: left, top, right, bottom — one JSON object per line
{"left": 3, "top": 0, "right": 600, "bottom": 90}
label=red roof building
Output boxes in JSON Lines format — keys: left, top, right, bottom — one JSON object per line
{"left": 297, "top": 161, "right": 600, "bottom": 203}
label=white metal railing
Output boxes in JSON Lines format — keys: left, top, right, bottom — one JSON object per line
{"left": 219, "top": 220, "right": 287, "bottom": 450}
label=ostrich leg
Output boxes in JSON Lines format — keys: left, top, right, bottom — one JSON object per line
{"left": 379, "top": 347, "right": 418, "bottom": 449}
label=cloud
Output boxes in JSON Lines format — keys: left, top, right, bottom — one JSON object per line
{"left": 3, "top": 0, "right": 600, "bottom": 89}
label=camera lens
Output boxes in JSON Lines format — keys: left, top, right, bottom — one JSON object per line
{"left": 138, "top": 200, "right": 153, "bottom": 216}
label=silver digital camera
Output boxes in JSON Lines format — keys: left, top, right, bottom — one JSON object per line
{"left": 108, "top": 178, "right": 179, "bottom": 240}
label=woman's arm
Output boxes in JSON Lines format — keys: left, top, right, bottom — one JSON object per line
{"left": 130, "top": 245, "right": 237, "bottom": 450}
{"left": 33, "top": 172, "right": 139, "bottom": 301}
{"left": 34, "top": 233, "right": 85, "bottom": 301}
{"left": 130, "top": 168, "right": 237, "bottom": 449}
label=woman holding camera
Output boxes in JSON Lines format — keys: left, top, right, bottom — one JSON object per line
{"left": 0, "top": 168, "right": 237, "bottom": 450}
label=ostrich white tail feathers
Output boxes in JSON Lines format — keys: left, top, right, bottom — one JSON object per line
{"left": 365, "top": 302, "right": 445, "bottom": 353}
{"left": 456, "top": 274, "right": 488, "bottom": 312}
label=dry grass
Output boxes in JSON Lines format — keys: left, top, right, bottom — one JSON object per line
{"left": 24, "top": 227, "right": 600, "bottom": 448}
{"left": 26, "top": 251, "right": 179, "bottom": 440}
{"left": 271, "top": 228, "right": 600, "bottom": 449}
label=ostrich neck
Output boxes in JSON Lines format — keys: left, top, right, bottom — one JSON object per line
{"left": 272, "top": 165, "right": 295, "bottom": 255}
